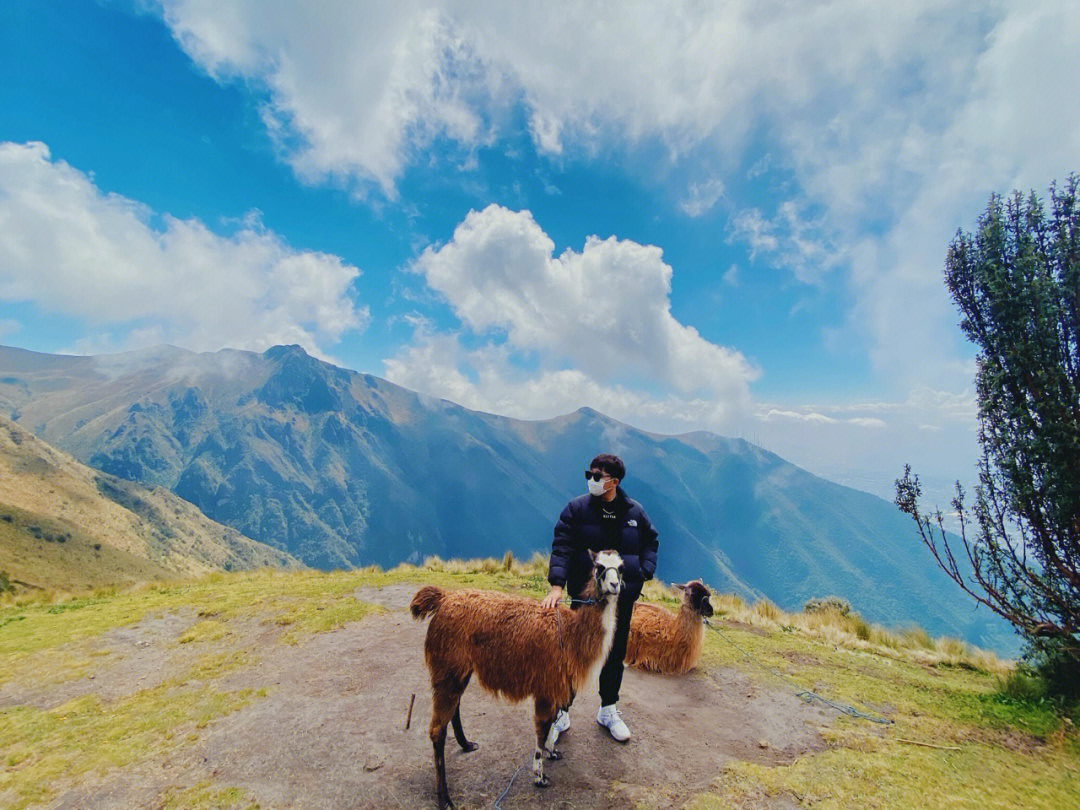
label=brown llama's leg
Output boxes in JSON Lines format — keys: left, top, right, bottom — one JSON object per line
{"left": 531, "top": 698, "right": 560, "bottom": 788}
{"left": 431, "top": 724, "right": 453, "bottom": 810}
{"left": 450, "top": 705, "right": 478, "bottom": 752}
{"left": 429, "top": 677, "right": 468, "bottom": 810}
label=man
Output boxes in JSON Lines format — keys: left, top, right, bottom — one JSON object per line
{"left": 540, "top": 453, "right": 659, "bottom": 742}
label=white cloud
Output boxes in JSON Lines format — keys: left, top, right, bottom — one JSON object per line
{"left": 744, "top": 388, "right": 979, "bottom": 506}
{"left": 729, "top": 209, "right": 778, "bottom": 259}
{"left": 146, "top": 2, "right": 1001, "bottom": 195}
{"left": 0, "top": 319, "right": 19, "bottom": 339}
{"left": 384, "top": 327, "right": 738, "bottom": 432}
{"left": 149, "top": 2, "right": 1079, "bottom": 391}
{"left": 679, "top": 178, "right": 724, "bottom": 217}
{"left": 729, "top": 201, "right": 842, "bottom": 284}
{"left": 386, "top": 204, "right": 757, "bottom": 429}
{"left": 412, "top": 204, "right": 756, "bottom": 397}
{"left": 156, "top": 1, "right": 503, "bottom": 197}
{"left": 0, "top": 141, "right": 366, "bottom": 358}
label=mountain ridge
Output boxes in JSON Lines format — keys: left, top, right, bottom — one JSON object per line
{"left": 0, "top": 342, "right": 1014, "bottom": 652}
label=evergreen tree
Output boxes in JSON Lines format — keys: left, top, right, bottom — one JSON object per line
{"left": 896, "top": 175, "right": 1080, "bottom": 673}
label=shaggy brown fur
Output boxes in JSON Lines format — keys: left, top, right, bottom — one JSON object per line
{"left": 411, "top": 550, "right": 623, "bottom": 810}
{"left": 625, "top": 580, "right": 713, "bottom": 675}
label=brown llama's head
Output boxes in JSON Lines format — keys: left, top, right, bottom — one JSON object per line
{"left": 673, "top": 580, "right": 713, "bottom": 618}
{"left": 588, "top": 549, "right": 623, "bottom": 599}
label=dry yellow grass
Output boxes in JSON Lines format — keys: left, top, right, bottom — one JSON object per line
{"left": 0, "top": 415, "right": 299, "bottom": 591}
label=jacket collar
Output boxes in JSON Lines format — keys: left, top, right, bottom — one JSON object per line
{"left": 589, "top": 485, "right": 630, "bottom": 513}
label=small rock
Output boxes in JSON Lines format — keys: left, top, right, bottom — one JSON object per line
{"left": 758, "top": 740, "right": 769, "bottom": 749}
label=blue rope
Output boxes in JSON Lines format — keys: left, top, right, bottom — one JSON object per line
{"left": 492, "top": 759, "right": 526, "bottom": 810}
{"left": 703, "top": 619, "right": 893, "bottom": 725}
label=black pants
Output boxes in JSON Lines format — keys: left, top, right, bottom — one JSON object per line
{"left": 571, "top": 593, "right": 636, "bottom": 706}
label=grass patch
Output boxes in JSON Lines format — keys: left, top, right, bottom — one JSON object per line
{"left": 0, "top": 674, "right": 258, "bottom": 809}
{"left": 158, "top": 781, "right": 260, "bottom": 810}
{"left": 179, "top": 618, "right": 230, "bottom": 644}
{"left": 684, "top": 729, "right": 1080, "bottom": 810}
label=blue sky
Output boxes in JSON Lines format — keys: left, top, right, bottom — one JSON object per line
{"left": 1, "top": 1, "right": 1077, "bottom": 503}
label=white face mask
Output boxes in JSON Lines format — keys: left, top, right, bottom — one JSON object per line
{"left": 587, "top": 477, "right": 609, "bottom": 497}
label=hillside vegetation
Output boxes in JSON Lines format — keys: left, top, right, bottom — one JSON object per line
{"left": 0, "top": 556, "right": 1075, "bottom": 809}
{"left": 0, "top": 415, "right": 300, "bottom": 592}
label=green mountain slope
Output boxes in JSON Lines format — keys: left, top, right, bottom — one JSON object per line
{"left": 0, "top": 343, "right": 1013, "bottom": 651}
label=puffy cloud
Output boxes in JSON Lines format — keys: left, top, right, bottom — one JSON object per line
{"left": 0, "top": 141, "right": 366, "bottom": 357}
{"left": 412, "top": 205, "right": 756, "bottom": 397}
{"left": 386, "top": 204, "right": 757, "bottom": 429}
{"left": 156, "top": 1, "right": 502, "bottom": 197}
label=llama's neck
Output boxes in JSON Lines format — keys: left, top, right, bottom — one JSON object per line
{"left": 567, "top": 591, "right": 620, "bottom": 688}
{"left": 678, "top": 603, "right": 706, "bottom": 653}
{"left": 677, "top": 603, "right": 704, "bottom": 632}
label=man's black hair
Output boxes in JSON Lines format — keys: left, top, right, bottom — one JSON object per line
{"left": 590, "top": 453, "right": 625, "bottom": 481}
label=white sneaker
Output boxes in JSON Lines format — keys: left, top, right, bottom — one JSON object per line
{"left": 596, "top": 704, "right": 631, "bottom": 742}
{"left": 553, "top": 709, "right": 571, "bottom": 735}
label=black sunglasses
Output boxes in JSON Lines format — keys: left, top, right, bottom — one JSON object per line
{"left": 584, "top": 470, "right": 610, "bottom": 482}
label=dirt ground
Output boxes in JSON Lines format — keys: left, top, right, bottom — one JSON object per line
{"left": 31, "top": 584, "right": 833, "bottom": 809}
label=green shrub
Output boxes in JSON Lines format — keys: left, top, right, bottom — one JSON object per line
{"left": 804, "top": 595, "right": 851, "bottom": 616}
{"left": 998, "top": 666, "right": 1047, "bottom": 703}
{"left": 1024, "top": 640, "right": 1080, "bottom": 703}
{"left": 0, "top": 570, "right": 12, "bottom": 594}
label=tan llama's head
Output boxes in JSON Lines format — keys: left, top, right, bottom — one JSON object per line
{"left": 674, "top": 580, "right": 713, "bottom": 617}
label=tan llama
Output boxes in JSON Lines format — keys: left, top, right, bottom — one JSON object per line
{"left": 625, "top": 579, "right": 713, "bottom": 675}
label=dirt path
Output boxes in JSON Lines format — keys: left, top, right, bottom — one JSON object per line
{"left": 40, "top": 584, "right": 833, "bottom": 809}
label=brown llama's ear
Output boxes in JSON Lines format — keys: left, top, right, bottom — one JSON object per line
{"left": 672, "top": 583, "right": 687, "bottom": 592}
{"left": 588, "top": 549, "right": 599, "bottom": 564}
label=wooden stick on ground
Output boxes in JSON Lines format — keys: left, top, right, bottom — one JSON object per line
{"left": 405, "top": 693, "right": 416, "bottom": 730}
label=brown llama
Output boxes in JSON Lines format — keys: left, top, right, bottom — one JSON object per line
{"left": 625, "top": 580, "right": 713, "bottom": 675}
{"left": 410, "top": 549, "right": 624, "bottom": 810}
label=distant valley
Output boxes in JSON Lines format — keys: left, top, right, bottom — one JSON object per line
{"left": 0, "top": 344, "right": 1014, "bottom": 652}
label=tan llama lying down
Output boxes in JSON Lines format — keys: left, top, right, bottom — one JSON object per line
{"left": 625, "top": 580, "right": 714, "bottom": 675}
{"left": 410, "top": 549, "right": 624, "bottom": 810}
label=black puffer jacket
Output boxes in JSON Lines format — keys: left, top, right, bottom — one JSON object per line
{"left": 548, "top": 486, "right": 659, "bottom": 602}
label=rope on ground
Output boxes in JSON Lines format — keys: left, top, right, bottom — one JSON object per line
{"left": 703, "top": 618, "right": 893, "bottom": 725}
{"left": 492, "top": 758, "right": 527, "bottom": 810}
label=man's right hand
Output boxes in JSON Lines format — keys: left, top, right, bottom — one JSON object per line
{"left": 541, "top": 585, "right": 563, "bottom": 609}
